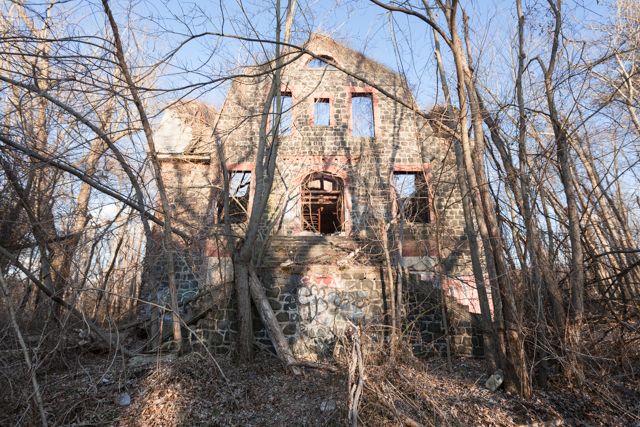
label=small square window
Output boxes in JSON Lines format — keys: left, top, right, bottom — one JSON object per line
{"left": 314, "top": 98, "right": 330, "bottom": 126}
{"left": 393, "top": 172, "right": 430, "bottom": 223}
{"left": 272, "top": 92, "right": 292, "bottom": 135}
{"left": 351, "top": 93, "right": 374, "bottom": 137}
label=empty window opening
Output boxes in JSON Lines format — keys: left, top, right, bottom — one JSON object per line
{"left": 308, "top": 55, "right": 336, "bottom": 69}
{"left": 351, "top": 93, "right": 374, "bottom": 137}
{"left": 272, "top": 92, "right": 292, "bottom": 135}
{"left": 218, "top": 170, "right": 251, "bottom": 223}
{"left": 301, "top": 173, "right": 344, "bottom": 234}
{"left": 314, "top": 98, "right": 330, "bottom": 126}
{"left": 393, "top": 172, "right": 430, "bottom": 223}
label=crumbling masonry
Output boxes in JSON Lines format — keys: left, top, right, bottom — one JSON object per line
{"left": 146, "top": 34, "right": 484, "bottom": 358}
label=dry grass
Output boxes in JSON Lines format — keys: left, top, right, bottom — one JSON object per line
{"left": 0, "top": 333, "right": 638, "bottom": 426}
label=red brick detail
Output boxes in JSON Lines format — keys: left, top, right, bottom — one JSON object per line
{"left": 390, "top": 163, "right": 437, "bottom": 223}
{"left": 226, "top": 162, "right": 255, "bottom": 171}
{"left": 401, "top": 239, "right": 436, "bottom": 257}
{"left": 280, "top": 155, "right": 360, "bottom": 164}
{"left": 301, "top": 273, "right": 340, "bottom": 287}
{"left": 226, "top": 163, "right": 255, "bottom": 218}
{"left": 291, "top": 164, "right": 353, "bottom": 235}
{"left": 262, "top": 83, "right": 300, "bottom": 138}
{"left": 443, "top": 276, "right": 493, "bottom": 315}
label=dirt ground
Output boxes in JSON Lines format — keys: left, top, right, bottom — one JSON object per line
{"left": 1, "top": 344, "right": 638, "bottom": 426}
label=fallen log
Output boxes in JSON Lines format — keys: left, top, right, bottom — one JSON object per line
{"left": 289, "top": 360, "right": 339, "bottom": 373}
{"left": 159, "top": 306, "right": 214, "bottom": 342}
{"left": 249, "top": 269, "right": 301, "bottom": 375}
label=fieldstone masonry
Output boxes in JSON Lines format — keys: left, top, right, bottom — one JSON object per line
{"left": 145, "top": 33, "right": 485, "bottom": 359}
{"left": 406, "top": 277, "right": 484, "bottom": 357}
{"left": 188, "top": 264, "right": 483, "bottom": 358}
{"left": 291, "top": 267, "right": 383, "bottom": 357}
{"left": 145, "top": 246, "right": 203, "bottom": 316}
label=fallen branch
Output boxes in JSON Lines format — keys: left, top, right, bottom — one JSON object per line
{"left": 0, "top": 245, "right": 134, "bottom": 357}
{"left": 0, "top": 273, "right": 48, "bottom": 427}
{"left": 288, "top": 360, "right": 339, "bottom": 373}
{"left": 348, "top": 327, "right": 364, "bottom": 427}
{"left": 368, "top": 383, "right": 424, "bottom": 427}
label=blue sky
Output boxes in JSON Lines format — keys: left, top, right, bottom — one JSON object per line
{"left": 123, "top": 0, "right": 609, "bottom": 110}
{"left": 114, "top": 0, "right": 523, "bottom": 108}
{"left": 19, "top": 0, "right": 611, "bottom": 110}
{"left": 12, "top": 0, "right": 626, "bottom": 219}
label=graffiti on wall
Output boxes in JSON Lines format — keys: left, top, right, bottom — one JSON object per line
{"left": 294, "top": 273, "right": 370, "bottom": 354}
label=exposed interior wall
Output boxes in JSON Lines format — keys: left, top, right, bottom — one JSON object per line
{"left": 406, "top": 277, "right": 484, "bottom": 358}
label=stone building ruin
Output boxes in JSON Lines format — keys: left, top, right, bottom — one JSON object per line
{"left": 148, "top": 34, "right": 484, "bottom": 358}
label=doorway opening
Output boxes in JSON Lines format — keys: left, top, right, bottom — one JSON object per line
{"left": 301, "top": 173, "right": 344, "bottom": 234}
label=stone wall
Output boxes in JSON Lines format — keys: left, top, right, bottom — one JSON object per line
{"left": 146, "top": 33, "right": 481, "bottom": 359}
{"left": 190, "top": 264, "right": 385, "bottom": 358}
{"left": 206, "top": 34, "right": 467, "bottom": 274}
{"left": 183, "top": 261, "right": 482, "bottom": 359}
{"left": 152, "top": 33, "right": 472, "bottom": 280}
{"left": 158, "top": 156, "right": 214, "bottom": 238}
{"left": 406, "top": 277, "right": 483, "bottom": 358}
{"left": 283, "top": 267, "right": 384, "bottom": 358}
{"left": 143, "top": 248, "right": 204, "bottom": 324}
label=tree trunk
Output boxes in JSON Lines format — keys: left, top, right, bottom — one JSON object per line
{"left": 427, "top": 5, "right": 497, "bottom": 370}
{"left": 445, "top": 0, "right": 530, "bottom": 396}
{"left": 233, "top": 260, "right": 254, "bottom": 361}
{"left": 540, "top": 0, "right": 585, "bottom": 383}
{"left": 229, "top": 0, "right": 297, "bottom": 361}
{"left": 102, "top": 0, "right": 182, "bottom": 350}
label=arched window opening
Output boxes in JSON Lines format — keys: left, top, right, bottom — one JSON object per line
{"left": 308, "top": 55, "right": 337, "bottom": 69}
{"left": 301, "top": 173, "right": 344, "bottom": 234}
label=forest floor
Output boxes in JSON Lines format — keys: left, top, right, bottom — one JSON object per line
{"left": 1, "top": 344, "right": 638, "bottom": 426}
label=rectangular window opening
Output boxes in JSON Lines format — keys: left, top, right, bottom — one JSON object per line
{"left": 272, "top": 92, "right": 292, "bottom": 135}
{"left": 218, "top": 170, "right": 251, "bottom": 223}
{"left": 351, "top": 93, "right": 374, "bottom": 137}
{"left": 314, "top": 98, "right": 330, "bottom": 126}
{"left": 393, "top": 171, "right": 430, "bottom": 223}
